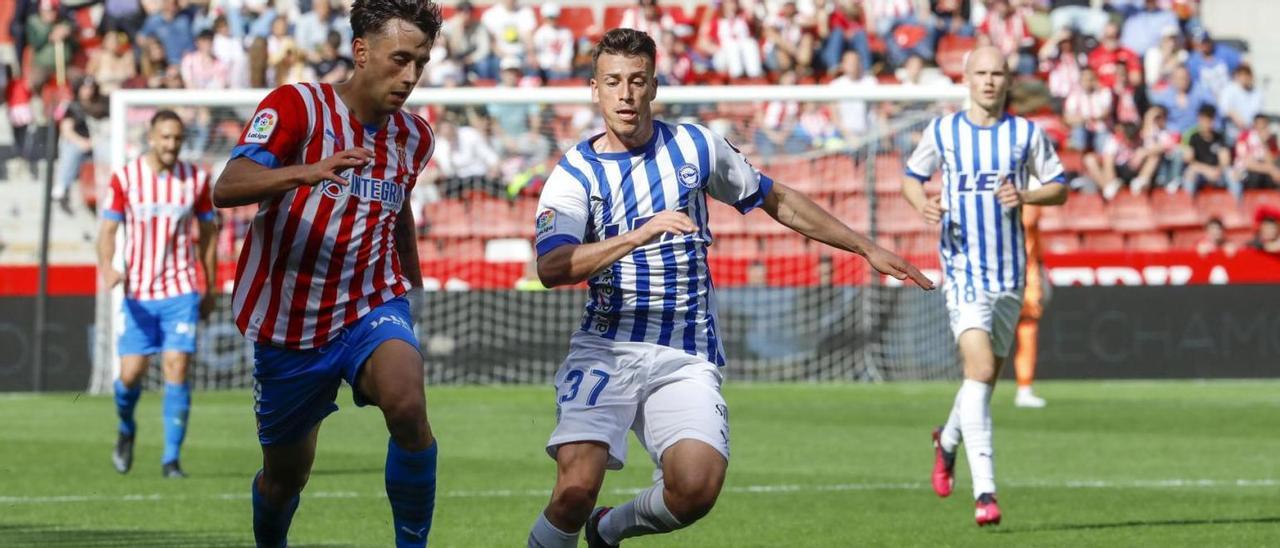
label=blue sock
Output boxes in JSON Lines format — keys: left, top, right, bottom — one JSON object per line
{"left": 114, "top": 379, "right": 142, "bottom": 436}
{"left": 252, "top": 469, "right": 299, "bottom": 548}
{"left": 386, "top": 438, "right": 437, "bottom": 548}
{"left": 161, "top": 382, "right": 190, "bottom": 464}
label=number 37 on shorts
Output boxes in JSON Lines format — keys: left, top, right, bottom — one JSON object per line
{"left": 559, "top": 369, "right": 611, "bottom": 407}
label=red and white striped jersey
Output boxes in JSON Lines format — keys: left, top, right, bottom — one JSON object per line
{"left": 227, "top": 83, "right": 434, "bottom": 350}
{"left": 1064, "top": 88, "right": 1114, "bottom": 132}
{"left": 103, "top": 157, "right": 216, "bottom": 301}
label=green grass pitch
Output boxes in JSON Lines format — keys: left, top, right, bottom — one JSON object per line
{"left": 1, "top": 381, "right": 1277, "bottom": 546}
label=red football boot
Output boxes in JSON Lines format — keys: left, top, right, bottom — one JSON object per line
{"left": 975, "top": 493, "right": 1002, "bottom": 527}
{"left": 931, "top": 427, "right": 956, "bottom": 498}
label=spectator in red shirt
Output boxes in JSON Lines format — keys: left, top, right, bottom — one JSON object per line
{"left": 1064, "top": 67, "right": 1114, "bottom": 152}
{"left": 818, "top": 0, "right": 872, "bottom": 76}
{"left": 1039, "top": 29, "right": 1084, "bottom": 99}
{"left": 1233, "top": 115, "right": 1280, "bottom": 190}
{"left": 1087, "top": 22, "right": 1141, "bottom": 92}
{"left": 978, "top": 0, "right": 1035, "bottom": 74}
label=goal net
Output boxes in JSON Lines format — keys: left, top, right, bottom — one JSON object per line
{"left": 93, "top": 83, "right": 967, "bottom": 393}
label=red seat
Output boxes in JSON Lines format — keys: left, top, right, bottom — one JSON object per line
{"left": 425, "top": 200, "right": 470, "bottom": 238}
{"left": 764, "top": 255, "right": 820, "bottom": 287}
{"left": 1038, "top": 203, "right": 1068, "bottom": 233}
{"left": 1127, "top": 231, "right": 1171, "bottom": 252}
{"left": 707, "top": 200, "right": 746, "bottom": 236}
{"left": 760, "top": 235, "right": 809, "bottom": 256}
{"left": 937, "top": 35, "right": 977, "bottom": 80}
{"left": 1057, "top": 148, "right": 1084, "bottom": 174}
{"left": 743, "top": 207, "right": 789, "bottom": 236}
{"left": 417, "top": 239, "right": 442, "bottom": 261}
{"left": 1043, "top": 232, "right": 1081, "bottom": 254}
{"left": 712, "top": 236, "right": 759, "bottom": 259}
{"left": 1243, "top": 189, "right": 1280, "bottom": 219}
{"left": 603, "top": 6, "right": 628, "bottom": 30}
{"left": 1149, "top": 190, "right": 1201, "bottom": 229}
{"left": 832, "top": 196, "right": 871, "bottom": 232}
{"left": 1062, "top": 193, "right": 1110, "bottom": 231}
{"left": 895, "top": 233, "right": 939, "bottom": 258}
{"left": 470, "top": 199, "right": 519, "bottom": 237}
{"left": 555, "top": 7, "right": 597, "bottom": 39}
{"left": 1107, "top": 193, "right": 1157, "bottom": 232}
{"left": 876, "top": 199, "right": 931, "bottom": 234}
{"left": 1082, "top": 232, "right": 1125, "bottom": 251}
{"left": 439, "top": 238, "right": 484, "bottom": 260}
{"left": 1170, "top": 228, "right": 1205, "bottom": 250}
{"left": 1196, "top": 190, "right": 1248, "bottom": 229}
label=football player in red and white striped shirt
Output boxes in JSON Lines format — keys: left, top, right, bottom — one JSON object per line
{"left": 99, "top": 110, "right": 218, "bottom": 480}
{"left": 212, "top": 1, "right": 442, "bottom": 546}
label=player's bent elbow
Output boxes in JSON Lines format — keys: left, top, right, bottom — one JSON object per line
{"left": 536, "top": 249, "right": 580, "bottom": 288}
{"left": 211, "top": 176, "right": 242, "bottom": 209}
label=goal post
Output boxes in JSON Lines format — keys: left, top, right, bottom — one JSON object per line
{"left": 94, "top": 83, "right": 968, "bottom": 393}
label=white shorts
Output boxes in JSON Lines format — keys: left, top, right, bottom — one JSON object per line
{"left": 944, "top": 283, "right": 1024, "bottom": 358}
{"left": 546, "top": 332, "right": 730, "bottom": 471}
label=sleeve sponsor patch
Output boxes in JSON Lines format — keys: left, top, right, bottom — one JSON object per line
{"left": 245, "top": 108, "right": 279, "bottom": 144}
{"left": 536, "top": 209, "right": 556, "bottom": 237}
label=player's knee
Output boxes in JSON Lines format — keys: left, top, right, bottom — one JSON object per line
{"left": 664, "top": 474, "right": 722, "bottom": 524}
{"left": 549, "top": 480, "right": 599, "bottom": 528}
{"left": 262, "top": 467, "right": 310, "bottom": 500}
{"left": 381, "top": 397, "right": 429, "bottom": 446}
{"left": 118, "top": 369, "right": 144, "bottom": 388}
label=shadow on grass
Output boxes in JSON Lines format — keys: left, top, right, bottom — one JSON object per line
{"left": 993, "top": 516, "right": 1280, "bottom": 534}
{"left": 197, "top": 466, "right": 384, "bottom": 479}
{"left": 0, "top": 523, "right": 357, "bottom": 547}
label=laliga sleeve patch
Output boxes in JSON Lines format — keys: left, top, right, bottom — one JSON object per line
{"left": 536, "top": 209, "right": 557, "bottom": 237}
{"left": 245, "top": 108, "right": 279, "bottom": 144}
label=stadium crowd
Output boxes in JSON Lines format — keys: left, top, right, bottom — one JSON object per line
{"left": 3, "top": 0, "right": 1278, "bottom": 257}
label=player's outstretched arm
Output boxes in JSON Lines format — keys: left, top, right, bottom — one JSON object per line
{"left": 212, "top": 149, "right": 374, "bottom": 208}
{"left": 537, "top": 211, "right": 696, "bottom": 287}
{"left": 763, "top": 181, "right": 935, "bottom": 290}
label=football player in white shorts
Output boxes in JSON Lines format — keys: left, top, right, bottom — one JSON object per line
{"left": 901, "top": 46, "right": 1068, "bottom": 526}
{"left": 526, "top": 28, "right": 935, "bottom": 548}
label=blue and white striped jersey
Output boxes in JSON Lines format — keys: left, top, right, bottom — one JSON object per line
{"left": 535, "top": 120, "right": 774, "bottom": 365}
{"left": 905, "top": 112, "right": 1065, "bottom": 292}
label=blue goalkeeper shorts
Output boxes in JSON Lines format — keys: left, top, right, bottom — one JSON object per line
{"left": 118, "top": 293, "right": 200, "bottom": 356}
{"left": 252, "top": 297, "right": 420, "bottom": 446}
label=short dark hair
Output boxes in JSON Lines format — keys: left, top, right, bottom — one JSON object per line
{"left": 1207, "top": 216, "right": 1224, "bottom": 229}
{"left": 151, "top": 109, "right": 184, "bottom": 129}
{"left": 197, "top": 29, "right": 214, "bottom": 42}
{"left": 592, "top": 28, "right": 657, "bottom": 76}
{"left": 350, "top": 0, "right": 442, "bottom": 43}
{"left": 1198, "top": 104, "right": 1217, "bottom": 119}
{"left": 1235, "top": 64, "right": 1253, "bottom": 77}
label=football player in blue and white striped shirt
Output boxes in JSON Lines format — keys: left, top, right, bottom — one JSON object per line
{"left": 527, "top": 29, "right": 934, "bottom": 548}
{"left": 902, "top": 46, "right": 1068, "bottom": 527}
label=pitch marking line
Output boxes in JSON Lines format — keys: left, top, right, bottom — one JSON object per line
{"left": 1, "top": 479, "right": 1276, "bottom": 505}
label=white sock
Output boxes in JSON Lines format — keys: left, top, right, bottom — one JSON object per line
{"left": 527, "top": 512, "right": 578, "bottom": 548}
{"left": 958, "top": 379, "right": 996, "bottom": 498}
{"left": 597, "top": 482, "right": 683, "bottom": 544}
{"left": 939, "top": 387, "right": 964, "bottom": 454}
{"left": 1017, "top": 386, "right": 1034, "bottom": 397}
